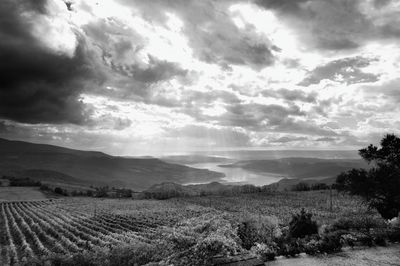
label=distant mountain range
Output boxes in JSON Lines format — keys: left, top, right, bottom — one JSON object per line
{"left": 219, "top": 157, "right": 368, "bottom": 179}
{"left": 0, "top": 138, "right": 224, "bottom": 190}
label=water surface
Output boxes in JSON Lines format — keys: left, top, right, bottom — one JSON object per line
{"left": 189, "top": 162, "right": 285, "bottom": 186}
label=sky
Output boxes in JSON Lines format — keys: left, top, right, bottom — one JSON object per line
{"left": 1, "top": 0, "right": 400, "bottom": 156}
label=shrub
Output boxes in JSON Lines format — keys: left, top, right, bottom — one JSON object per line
{"left": 165, "top": 213, "right": 242, "bottom": 265}
{"left": 373, "top": 234, "right": 387, "bottom": 246}
{"left": 54, "top": 187, "right": 68, "bottom": 196}
{"left": 318, "top": 231, "right": 342, "bottom": 253}
{"left": 289, "top": 209, "right": 318, "bottom": 238}
{"left": 330, "top": 216, "right": 386, "bottom": 233}
{"left": 251, "top": 243, "right": 276, "bottom": 261}
{"left": 303, "top": 237, "right": 321, "bottom": 255}
{"left": 237, "top": 215, "right": 280, "bottom": 249}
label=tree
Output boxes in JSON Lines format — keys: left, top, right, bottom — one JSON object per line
{"left": 289, "top": 208, "right": 318, "bottom": 238}
{"left": 336, "top": 134, "right": 400, "bottom": 219}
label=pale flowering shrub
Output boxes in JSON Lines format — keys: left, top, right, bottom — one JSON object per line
{"left": 165, "top": 213, "right": 243, "bottom": 265}
{"left": 250, "top": 242, "right": 276, "bottom": 261}
{"left": 237, "top": 214, "right": 280, "bottom": 249}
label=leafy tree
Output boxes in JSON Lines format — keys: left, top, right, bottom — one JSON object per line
{"left": 292, "top": 182, "right": 310, "bottom": 191}
{"left": 336, "top": 134, "right": 400, "bottom": 219}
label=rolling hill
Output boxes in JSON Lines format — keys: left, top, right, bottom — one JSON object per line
{"left": 219, "top": 157, "right": 368, "bottom": 179}
{"left": 0, "top": 138, "right": 225, "bottom": 190}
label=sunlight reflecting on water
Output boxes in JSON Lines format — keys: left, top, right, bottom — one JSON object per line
{"left": 189, "top": 162, "right": 285, "bottom": 186}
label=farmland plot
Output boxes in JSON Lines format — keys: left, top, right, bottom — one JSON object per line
{"left": 0, "top": 199, "right": 203, "bottom": 265}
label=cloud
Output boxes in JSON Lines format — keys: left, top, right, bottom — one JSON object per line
{"left": 116, "top": 0, "right": 276, "bottom": 69}
{"left": 112, "top": 56, "right": 187, "bottom": 83}
{"left": 255, "top": 0, "right": 369, "bottom": 51}
{"left": 363, "top": 78, "right": 400, "bottom": 106}
{"left": 261, "top": 88, "right": 317, "bottom": 103}
{"left": 299, "top": 56, "right": 379, "bottom": 86}
{"left": 167, "top": 124, "right": 251, "bottom": 147}
{"left": 278, "top": 119, "right": 338, "bottom": 136}
{"left": 0, "top": 0, "right": 104, "bottom": 124}
{"left": 315, "top": 137, "right": 337, "bottom": 142}
{"left": 271, "top": 136, "right": 308, "bottom": 143}
{"left": 193, "top": 103, "right": 306, "bottom": 132}
{"left": 254, "top": 0, "right": 400, "bottom": 52}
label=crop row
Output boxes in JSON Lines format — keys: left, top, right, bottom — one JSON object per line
{"left": 0, "top": 200, "right": 160, "bottom": 265}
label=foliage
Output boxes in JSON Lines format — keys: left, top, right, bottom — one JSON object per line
{"left": 289, "top": 208, "right": 318, "bottom": 238}
{"left": 165, "top": 213, "right": 242, "bottom": 265}
{"left": 2, "top": 176, "right": 41, "bottom": 187}
{"left": 318, "top": 231, "right": 343, "bottom": 253}
{"left": 330, "top": 216, "right": 386, "bottom": 232}
{"left": 54, "top": 187, "right": 68, "bottom": 196}
{"left": 250, "top": 243, "right": 276, "bottom": 261}
{"left": 292, "top": 182, "right": 310, "bottom": 191}
{"left": 336, "top": 134, "right": 400, "bottom": 219}
{"left": 237, "top": 214, "right": 280, "bottom": 249}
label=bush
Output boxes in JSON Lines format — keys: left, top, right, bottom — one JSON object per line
{"left": 251, "top": 243, "right": 276, "bottom": 261}
{"left": 165, "top": 213, "right": 242, "bottom": 265}
{"left": 237, "top": 215, "right": 280, "bottom": 249}
{"left": 303, "top": 237, "right": 321, "bottom": 255}
{"left": 289, "top": 209, "right": 318, "bottom": 238}
{"left": 54, "top": 187, "right": 68, "bottom": 196}
{"left": 330, "top": 216, "right": 386, "bottom": 232}
{"left": 318, "top": 231, "right": 343, "bottom": 253}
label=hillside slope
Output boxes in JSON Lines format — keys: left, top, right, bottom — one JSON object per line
{"left": 0, "top": 138, "right": 224, "bottom": 190}
{"left": 219, "top": 157, "right": 368, "bottom": 179}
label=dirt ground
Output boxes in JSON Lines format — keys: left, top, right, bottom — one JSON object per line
{"left": 267, "top": 244, "right": 400, "bottom": 266}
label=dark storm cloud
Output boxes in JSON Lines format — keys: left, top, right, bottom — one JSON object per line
{"left": 261, "top": 88, "right": 317, "bottom": 103}
{"left": 0, "top": 0, "right": 104, "bottom": 124}
{"left": 116, "top": 0, "right": 276, "bottom": 69}
{"left": 299, "top": 56, "right": 379, "bottom": 86}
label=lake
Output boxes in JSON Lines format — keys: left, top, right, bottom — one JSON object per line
{"left": 188, "top": 162, "right": 286, "bottom": 186}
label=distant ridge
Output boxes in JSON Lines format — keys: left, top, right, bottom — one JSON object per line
{"left": 219, "top": 157, "right": 368, "bottom": 179}
{"left": 0, "top": 138, "right": 224, "bottom": 190}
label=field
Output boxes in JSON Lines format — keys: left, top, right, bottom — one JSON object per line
{"left": 0, "top": 187, "right": 48, "bottom": 202}
{"left": 0, "top": 191, "right": 387, "bottom": 265}
{"left": 178, "top": 190, "right": 376, "bottom": 226}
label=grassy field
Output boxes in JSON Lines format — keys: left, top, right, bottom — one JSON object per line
{"left": 0, "top": 187, "right": 48, "bottom": 202}
{"left": 0, "top": 190, "right": 391, "bottom": 265}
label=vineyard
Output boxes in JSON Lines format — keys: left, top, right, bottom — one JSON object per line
{"left": 0, "top": 199, "right": 216, "bottom": 265}
{"left": 0, "top": 191, "right": 386, "bottom": 265}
